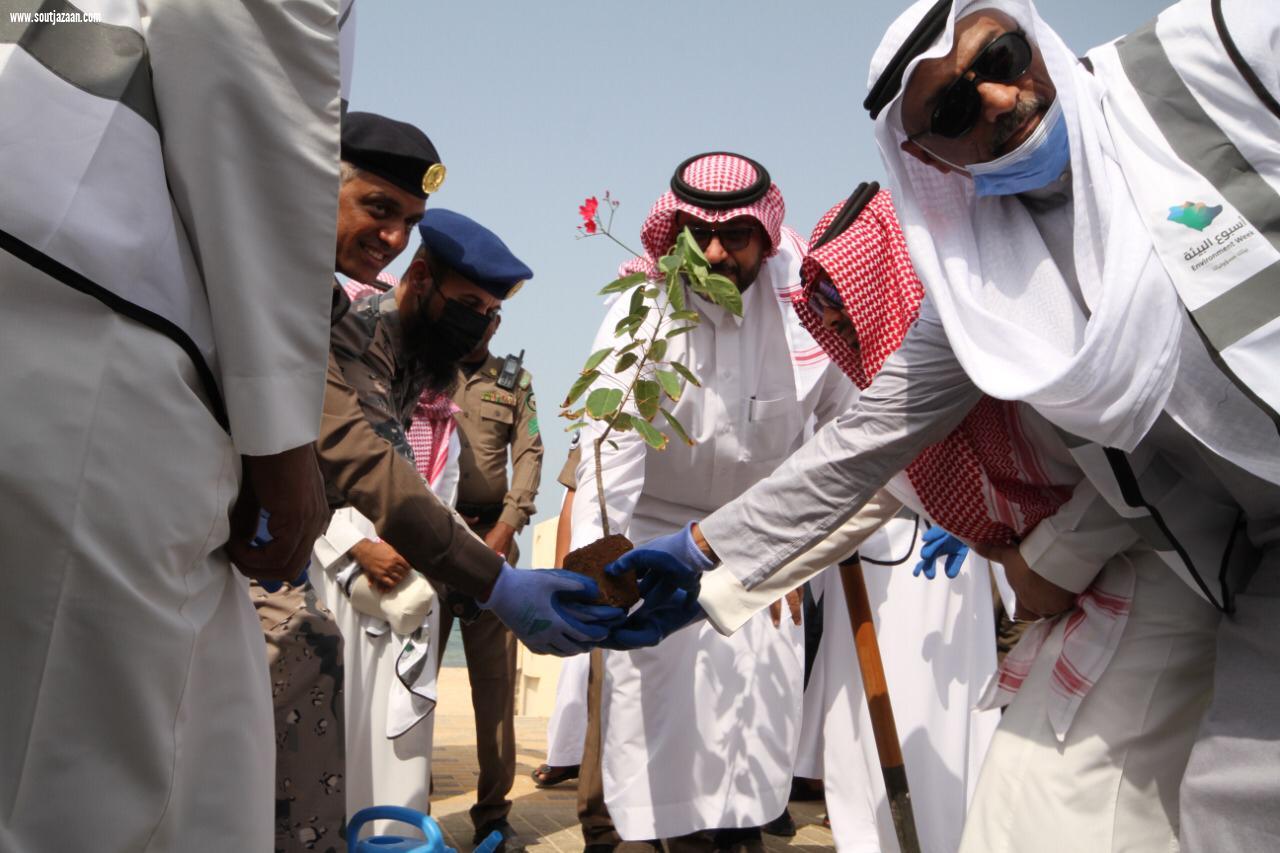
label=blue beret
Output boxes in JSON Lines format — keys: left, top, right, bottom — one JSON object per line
{"left": 418, "top": 209, "right": 532, "bottom": 299}
{"left": 342, "top": 111, "right": 444, "bottom": 199}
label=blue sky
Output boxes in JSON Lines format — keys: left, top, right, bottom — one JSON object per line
{"left": 348, "top": 0, "right": 1172, "bottom": 560}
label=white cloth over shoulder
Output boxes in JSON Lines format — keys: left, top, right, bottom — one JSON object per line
{"left": 869, "top": 0, "right": 1279, "bottom": 485}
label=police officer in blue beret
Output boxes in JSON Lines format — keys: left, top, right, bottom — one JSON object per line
{"left": 323, "top": 207, "right": 620, "bottom": 849}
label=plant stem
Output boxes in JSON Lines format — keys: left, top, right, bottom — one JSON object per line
{"left": 594, "top": 437, "right": 610, "bottom": 537}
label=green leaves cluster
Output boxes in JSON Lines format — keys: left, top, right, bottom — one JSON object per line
{"left": 560, "top": 226, "right": 743, "bottom": 452}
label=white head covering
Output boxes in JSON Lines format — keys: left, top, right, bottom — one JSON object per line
{"left": 866, "top": 0, "right": 1187, "bottom": 451}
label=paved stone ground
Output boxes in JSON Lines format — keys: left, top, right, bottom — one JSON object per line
{"left": 430, "top": 667, "right": 834, "bottom": 852}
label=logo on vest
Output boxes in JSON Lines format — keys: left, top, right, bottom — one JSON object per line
{"left": 1167, "top": 200, "right": 1223, "bottom": 232}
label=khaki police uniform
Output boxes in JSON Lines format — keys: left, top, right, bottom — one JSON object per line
{"left": 440, "top": 351, "right": 544, "bottom": 832}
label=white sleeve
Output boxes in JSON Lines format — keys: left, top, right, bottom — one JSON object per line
{"left": 312, "top": 506, "right": 375, "bottom": 570}
{"left": 700, "top": 300, "right": 982, "bottom": 590}
{"left": 146, "top": 0, "right": 343, "bottom": 454}
{"left": 700, "top": 489, "right": 903, "bottom": 635}
{"left": 1018, "top": 476, "right": 1142, "bottom": 594}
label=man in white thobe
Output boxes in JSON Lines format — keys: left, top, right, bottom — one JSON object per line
{"left": 571, "top": 152, "right": 857, "bottom": 851}
{"left": 0, "top": 2, "right": 350, "bottom": 851}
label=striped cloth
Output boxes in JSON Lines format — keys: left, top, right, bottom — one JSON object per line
{"left": 795, "top": 189, "right": 1130, "bottom": 738}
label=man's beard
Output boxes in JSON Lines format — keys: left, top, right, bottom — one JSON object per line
{"left": 403, "top": 311, "right": 464, "bottom": 396}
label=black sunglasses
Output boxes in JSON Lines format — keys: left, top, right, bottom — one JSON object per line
{"left": 686, "top": 223, "right": 759, "bottom": 252}
{"left": 917, "top": 30, "right": 1033, "bottom": 140}
{"left": 806, "top": 279, "right": 844, "bottom": 316}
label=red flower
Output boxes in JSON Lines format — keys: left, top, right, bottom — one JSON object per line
{"left": 579, "top": 196, "right": 599, "bottom": 227}
{"left": 582, "top": 219, "right": 598, "bottom": 234}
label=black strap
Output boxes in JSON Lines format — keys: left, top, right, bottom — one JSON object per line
{"left": 670, "top": 152, "right": 771, "bottom": 210}
{"left": 859, "top": 515, "right": 921, "bottom": 567}
{"left": 0, "top": 227, "right": 229, "bottom": 432}
{"left": 864, "top": 0, "right": 952, "bottom": 119}
{"left": 812, "top": 182, "right": 881, "bottom": 250}
{"left": 1103, "top": 448, "right": 1232, "bottom": 613}
{"left": 1211, "top": 0, "right": 1280, "bottom": 122}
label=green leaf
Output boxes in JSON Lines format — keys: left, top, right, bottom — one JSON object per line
{"left": 665, "top": 324, "right": 698, "bottom": 338}
{"left": 615, "top": 309, "right": 647, "bottom": 338}
{"left": 610, "top": 414, "right": 633, "bottom": 432}
{"left": 658, "top": 253, "right": 682, "bottom": 274}
{"left": 635, "top": 379, "right": 661, "bottom": 420}
{"left": 642, "top": 286, "right": 660, "bottom": 299}
{"left": 704, "top": 273, "right": 743, "bottom": 316}
{"left": 617, "top": 339, "right": 642, "bottom": 355}
{"left": 585, "top": 387, "right": 624, "bottom": 419}
{"left": 661, "top": 407, "right": 693, "bottom": 445}
{"left": 629, "top": 414, "right": 669, "bottom": 450}
{"left": 615, "top": 352, "right": 639, "bottom": 373}
{"left": 669, "top": 360, "right": 702, "bottom": 387}
{"left": 670, "top": 310, "right": 700, "bottom": 323}
{"left": 666, "top": 271, "right": 687, "bottom": 312}
{"left": 656, "top": 369, "right": 682, "bottom": 401}
{"left": 606, "top": 439, "right": 619, "bottom": 451}
{"left": 628, "top": 285, "right": 646, "bottom": 318}
{"left": 649, "top": 338, "right": 668, "bottom": 364}
{"left": 563, "top": 370, "right": 600, "bottom": 406}
{"left": 599, "top": 271, "right": 649, "bottom": 295}
{"left": 675, "top": 227, "right": 710, "bottom": 268}
{"left": 582, "top": 347, "right": 613, "bottom": 373}
{"left": 563, "top": 421, "right": 588, "bottom": 432}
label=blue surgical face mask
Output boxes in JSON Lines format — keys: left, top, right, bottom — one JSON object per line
{"left": 966, "top": 99, "right": 1070, "bottom": 197}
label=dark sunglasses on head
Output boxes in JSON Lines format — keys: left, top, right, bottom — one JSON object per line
{"left": 806, "top": 279, "right": 844, "bottom": 316}
{"left": 687, "top": 223, "right": 758, "bottom": 252}
{"left": 918, "top": 30, "right": 1033, "bottom": 140}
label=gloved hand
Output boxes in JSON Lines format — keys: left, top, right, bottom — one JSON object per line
{"left": 479, "top": 563, "right": 626, "bottom": 656}
{"left": 914, "top": 526, "right": 969, "bottom": 579}
{"left": 598, "top": 525, "right": 715, "bottom": 650}
{"left": 249, "top": 510, "right": 310, "bottom": 593}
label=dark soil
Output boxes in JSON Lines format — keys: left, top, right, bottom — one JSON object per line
{"left": 563, "top": 534, "right": 639, "bottom": 608}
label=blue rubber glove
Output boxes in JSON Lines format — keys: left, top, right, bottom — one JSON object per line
{"left": 252, "top": 510, "right": 310, "bottom": 593}
{"left": 914, "top": 526, "right": 969, "bottom": 579}
{"left": 479, "top": 564, "right": 626, "bottom": 656}
{"left": 598, "top": 525, "right": 715, "bottom": 650}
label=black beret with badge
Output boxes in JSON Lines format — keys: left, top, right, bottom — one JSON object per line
{"left": 341, "top": 111, "right": 446, "bottom": 199}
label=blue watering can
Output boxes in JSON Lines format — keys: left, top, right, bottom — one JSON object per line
{"left": 347, "top": 806, "right": 503, "bottom": 853}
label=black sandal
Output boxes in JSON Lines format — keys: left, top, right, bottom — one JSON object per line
{"left": 530, "top": 763, "right": 580, "bottom": 788}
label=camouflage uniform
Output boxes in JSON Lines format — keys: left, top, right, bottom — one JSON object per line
{"left": 253, "top": 580, "right": 346, "bottom": 853}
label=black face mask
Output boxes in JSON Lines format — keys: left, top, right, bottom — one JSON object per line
{"left": 435, "top": 298, "right": 492, "bottom": 361}
{"left": 405, "top": 295, "right": 493, "bottom": 393}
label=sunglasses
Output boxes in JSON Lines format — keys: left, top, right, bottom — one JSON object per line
{"left": 917, "top": 30, "right": 1033, "bottom": 140}
{"left": 806, "top": 279, "right": 844, "bottom": 316}
{"left": 686, "top": 223, "right": 759, "bottom": 252}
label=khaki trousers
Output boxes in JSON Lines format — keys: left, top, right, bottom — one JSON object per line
{"left": 437, "top": 534, "right": 518, "bottom": 830}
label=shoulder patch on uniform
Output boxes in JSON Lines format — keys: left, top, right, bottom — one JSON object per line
{"left": 526, "top": 392, "right": 537, "bottom": 414}
{"left": 528, "top": 415, "right": 540, "bottom": 437}
{"left": 481, "top": 389, "right": 517, "bottom": 406}
{"left": 518, "top": 370, "right": 531, "bottom": 389}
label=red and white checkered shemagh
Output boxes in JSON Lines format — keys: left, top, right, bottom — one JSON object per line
{"left": 344, "top": 273, "right": 460, "bottom": 489}
{"left": 634, "top": 153, "right": 786, "bottom": 270}
{"left": 794, "top": 190, "right": 1071, "bottom": 546}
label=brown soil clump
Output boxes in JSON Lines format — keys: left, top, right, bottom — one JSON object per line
{"left": 563, "top": 534, "right": 638, "bottom": 608}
